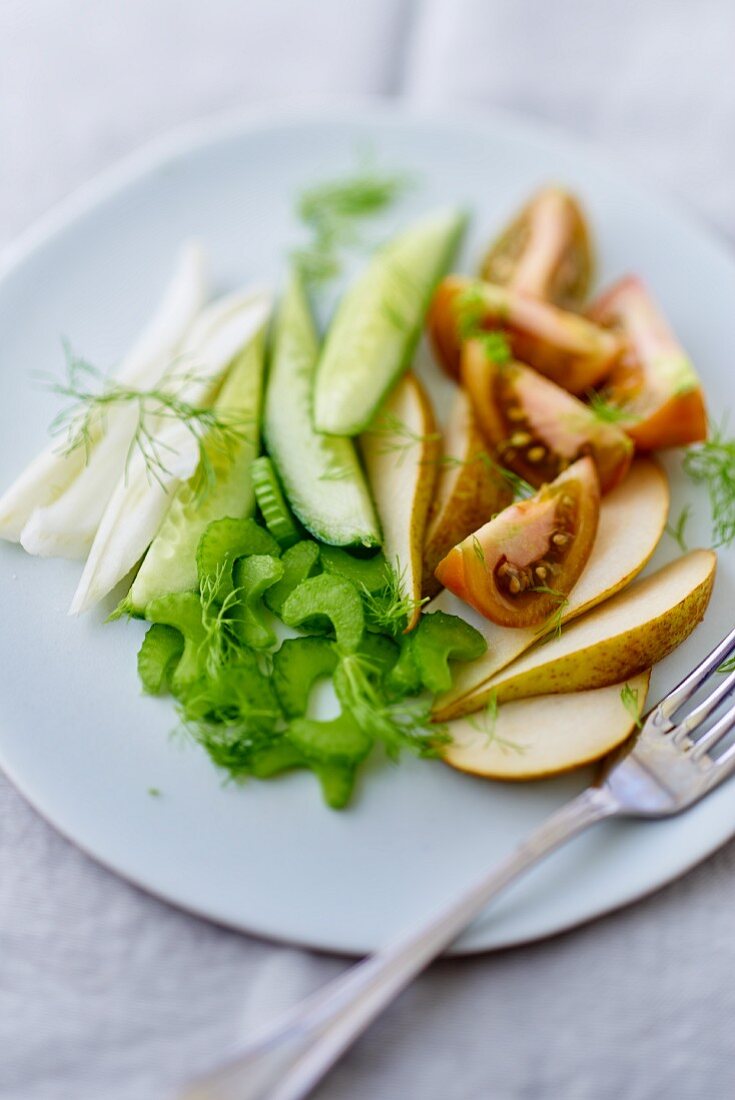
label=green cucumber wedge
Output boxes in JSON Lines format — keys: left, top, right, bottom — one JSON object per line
{"left": 126, "top": 326, "right": 266, "bottom": 614}
{"left": 313, "top": 207, "right": 466, "bottom": 436}
{"left": 263, "top": 272, "right": 381, "bottom": 548}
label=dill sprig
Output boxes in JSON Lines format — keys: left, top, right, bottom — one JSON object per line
{"left": 468, "top": 691, "right": 525, "bottom": 754}
{"left": 620, "top": 683, "right": 644, "bottom": 729}
{"left": 478, "top": 331, "right": 512, "bottom": 365}
{"left": 367, "top": 412, "right": 442, "bottom": 467}
{"left": 664, "top": 505, "right": 691, "bottom": 553}
{"left": 292, "top": 164, "right": 412, "bottom": 285}
{"left": 682, "top": 421, "right": 735, "bottom": 548}
{"left": 379, "top": 256, "right": 422, "bottom": 334}
{"left": 454, "top": 284, "right": 511, "bottom": 364}
{"left": 455, "top": 284, "right": 488, "bottom": 339}
{"left": 45, "top": 344, "right": 248, "bottom": 499}
{"left": 437, "top": 449, "right": 534, "bottom": 500}
{"left": 533, "top": 586, "right": 570, "bottom": 642}
{"left": 359, "top": 562, "right": 428, "bottom": 635}
{"left": 318, "top": 464, "right": 353, "bottom": 482}
{"left": 199, "top": 566, "right": 245, "bottom": 676}
{"left": 337, "top": 652, "right": 445, "bottom": 759}
{"left": 585, "top": 389, "right": 634, "bottom": 425}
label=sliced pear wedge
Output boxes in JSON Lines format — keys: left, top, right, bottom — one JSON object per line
{"left": 422, "top": 390, "right": 512, "bottom": 599}
{"left": 432, "top": 458, "right": 669, "bottom": 718}
{"left": 361, "top": 373, "right": 440, "bottom": 631}
{"left": 445, "top": 549, "right": 715, "bottom": 713}
{"left": 442, "top": 672, "right": 650, "bottom": 780}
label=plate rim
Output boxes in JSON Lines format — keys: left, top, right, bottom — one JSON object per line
{"left": 1, "top": 98, "right": 734, "bottom": 957}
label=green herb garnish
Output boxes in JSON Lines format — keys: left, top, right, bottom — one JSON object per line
{"left": 478, "top": 331, "right": 511, "bottom": 365}
{"left": 359, "top": 562, "right": 427, "bottom": 636}
{"left": 533, "top": 587, "right": 570, "bottom": 641}
{"left": 620, "top": 682, "right": 644, "bottom": 729}
{"left": 292, "top": 164, "right": 411, "bottom": 285}
{"left": 682, "top": 421, "right": 735, "bottom": 548}
{"left": 46, "top": 344, "right": 248, "bottom": 500}
{"left": 367, "top": 412, "right": 442, "bottom": 467}
{"left": 585, "top": 389, "right": 634, "bottom": 425}
{"left": 664, "top": 504, "right": 691, "bottom": 553}
{"left": 468, "top": 692, "right": 525, "bottom": 755}
{"left": 717, "top": 655, "right": 735, "bottom": 674}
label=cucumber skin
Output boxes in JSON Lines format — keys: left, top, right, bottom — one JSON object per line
{"left": 127, "top": 331, "right": 265, "bottom": 614}
{"left": 263, "top": 272, "right": 381, "bottom": 549}
{"left": 313, "top": 208, "right": 467, "bottom": 437}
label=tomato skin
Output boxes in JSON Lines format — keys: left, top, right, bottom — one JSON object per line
{"left": 461, "top": 339, "right": 633, "bottom": 494}
{"left": 422, "top": 390, "right": 513, "bottom": 599}
{"left": 480, "top": 187, "right": 594, "bottom": 309}
{"left": 588, "top": 276, "right": 707, "bottom": 451}
{"left": 427, "top": 275, "right": 622, "bottom": 394}
{"left": 435, "top": 458, "right": 600, "bottom": 627}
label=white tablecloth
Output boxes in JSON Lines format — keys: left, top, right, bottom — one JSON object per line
{"left": 2, "top": 3, "right": 735, "bottom": 1097}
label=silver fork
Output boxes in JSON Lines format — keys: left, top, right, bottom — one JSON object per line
{"left": 179, "top": 625, "right": 735, "bottom": 1100}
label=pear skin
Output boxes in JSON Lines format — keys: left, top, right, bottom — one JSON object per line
{"left": 361, "top": 373, "right": 440, "bottom": 631}
{"left": 447, "top": 549, "right": 715, "bottom": 713}
{"left": 443, "top": 672, "right": 651, "bottom": 780}
{"left": 432, "top": 458, "right": 669, "bottom": 719}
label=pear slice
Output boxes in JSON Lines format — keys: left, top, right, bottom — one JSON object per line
{"left": 442, "top": 672, "right": 650, "bottom": 780}
{"left": 361, "top": 373, "right": 440, "bottom": 630}
{"left": 422, "top": 390, "right": 512, "bottom": 599}
{"left": 448, "top": 549, "right": 715, "bottom": 712}
{"left": 432, "top": 458, "right": 669, "bottom": 718}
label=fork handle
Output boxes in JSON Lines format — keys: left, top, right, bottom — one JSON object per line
{"left": 180, "top": 786, "right": 618, "bottom": 1100}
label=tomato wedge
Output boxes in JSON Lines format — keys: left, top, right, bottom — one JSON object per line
{"left": 461, "top": 338, "right": 633, "bottom": 493}
{"left": 480, "top": 187, "right": 594, "bottom": 309}
{"left": 435, "top": 458, "right": 600, "bottom": 627}
{"left": 427, "top": 275, "right": 622, "bottom": 394}
{"left": 588, "top": 276, "right": 707, "bottom": 450}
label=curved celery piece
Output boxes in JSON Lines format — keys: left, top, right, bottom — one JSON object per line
{"left": 231, "top": 555, "right": 285, "bottom": 650}
{"left": 196, "top": 517, "right": 280, "bottom": 604}
{"left": 145, "top": 591, "right": 206, "bottom": 693}
{"left": 249, "top": 742, "right": 305, "bottom": 778}
{"left": 251, "top": 456, "right": 301, "bottom": 548}
{"left": 181, "top": 654, "right": 281, "bottom": 732}
{"left": 263, "top": 540, "right": 322, "bottom": 617}
{"left": 281, "top": 574, "right": 364, "bottom": 655}
{"left": 272, "top": 637, "right": 338, "bottom": 717}
{"left": 385, "top": 636, "right": 422, "bottom": 698}
{"left": 137, "top": 623, "right": 184, "bottom": 695}
{"left": 288, "top": 710, "right": 373, "bottom": 809}
{"left": 411, "top": 610, "right": 487, "bottom": 694}
{"left": 358, "top": 633, "right": 399, "bottom": 679}
{"left": 319, "top": 546, "right": 389, "bottom": 594}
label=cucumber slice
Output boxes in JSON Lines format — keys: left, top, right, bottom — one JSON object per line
{"left": 313, "top": 208, "right": 466, "bottom": 436}
{"left": 127, "top": 326, "right": 266, "bottom": 613}
{"left": 263, "top": 272, "right": 381, "bottom": 549}
{"left": 251, "top": 456, "right": 300, "bottom": 548}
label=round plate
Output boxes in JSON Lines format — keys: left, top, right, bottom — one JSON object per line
{"left": 0, "top": 104, "right": 733, "bottom": 956}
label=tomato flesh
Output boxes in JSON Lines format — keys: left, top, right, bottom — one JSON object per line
{"left": 588, "top": 276, "right": 707, "bottom": 450}
{"left": 480, "top": 187, "right": 594, "bottom": 310}
{"left": 427, "top": 276, "right": 622, "bottom": 394}
{"left": 461, "top": 339, "right": 633, "bottom": 494}
{"left": 435, "top": 458, "right": 600, "bottom": 627}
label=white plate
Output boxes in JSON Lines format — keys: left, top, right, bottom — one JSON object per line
{"left": 1, "top": 104, "right": 734, "bottom": 957}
